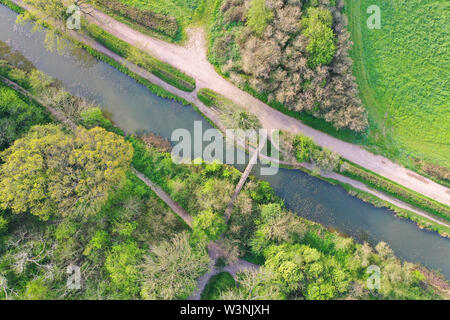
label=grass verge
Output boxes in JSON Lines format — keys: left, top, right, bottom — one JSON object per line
{"left": 200, "top": 272, "right": 235, "bottom": 300}
{"left": 341, "top": 161, "right": 450, "bottom": 222}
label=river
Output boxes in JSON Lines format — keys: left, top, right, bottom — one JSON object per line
{"left": 1, "top": 4, "right": 449, "bottom": 279}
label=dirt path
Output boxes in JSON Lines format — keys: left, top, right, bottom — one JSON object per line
{"left": 133, "top": 169, "right": 193, "bottom": 227}
{"left": 82, "top": 7, "right": 450, "bottom": 207}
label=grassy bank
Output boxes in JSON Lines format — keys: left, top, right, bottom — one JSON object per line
{"left": 342, "top": 183, "right": 450, "bottom": 238}
{"left": 197, "top": 88, "right": 261, "bottom": 130}
{"left": 90, "top": 0, "right": 182, "bottom": 42}
{"left": 83, "top": 22, "right": 196, "bottom": 92}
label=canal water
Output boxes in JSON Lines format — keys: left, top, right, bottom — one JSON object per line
{"left": 1, "top": 5, "right": 449, "bottom": 278}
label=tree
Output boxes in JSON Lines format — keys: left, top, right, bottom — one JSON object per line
{"left": 18, "top": 0, "right": 94, "bottom": 52}
{"left": 301, "top": 7, "right": 336, "bottom": 68}
{"left": 219, "top": 268, "right": 285, "bottom": 300}
{"left": 251, "top": 204, "right": 306, "bottom": 255}
{"left": 0, "top": 86, "right": 48, "bottom": 150}
{"left": 246, "top": 0, "right": 274, "bottom": 36}
{"left": 140, "top": 233, "right": 210, "bottom": 300}
{"left": 0, "top": 124, "right": 133, "bottom": 220}
{"left": 292, "top": 134, "right": 315, "bottom": 163}
{"left": 192, "top": 210, "right": 227, "bottom": 243}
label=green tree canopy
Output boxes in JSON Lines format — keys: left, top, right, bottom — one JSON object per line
{"left": 0, "top": 124, "right": 133, "bottom": 220}
{"left": 141, "top": 232, "right": 210, "bottom": 300}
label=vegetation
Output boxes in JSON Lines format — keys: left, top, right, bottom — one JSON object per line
{"left": 0, "top": 52, "right": 207, "bottom": 300}
{"left": 0, "top": 83, "right": 49, "bottom": 150}
{"left": 96, "top": 0, "right": 208, "bottom": 42}
{"left": 201, "top": 272, "right": 235, "bottom": 300}
{"left": 246, "top": 0, "right": 274, "bottom": 36}
{"left": 300, "top": 7, "right": 336, "bottom": 68}
{"left": 0, "top": 124, "right": 133, "bottom": 220}
{"left": 346, "top": 0, "right": 450, "bottom": 183}
{"left": 1, "top": 1, "right": 448, "bottom": 301}
{"left": 92, "top": 0, "right": 180, "bottom": 40}
{"left": 208, "top": 0, "right": 367, "bottom": 132}
{"left": 221, "top": 202, "right": 444, "bottom": 300}
{"left": 197, "top": 88, "right": 261, "bottom": 130}
{"left": 0, "top": 72, "right": 447, "bottom": 300}
{"left": 141, "top": 233, "right": 210, "bottom": 299}
{"left": 83, "top": 22, "right": 196, "bottom": 92}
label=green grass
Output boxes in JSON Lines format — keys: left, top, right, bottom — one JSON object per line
{"left": 346, "top": 0, "right": 450, "bottom": 170}
{"left": 119, "top": 0, "right": 202, "bottom": 23}
{"left": 109, "top": 0, "right": 205, "bottom": 42}
{"left": 0, "top": 0, "right": 23, "bottom": 13}
{"left": 200, "top": 272, "right": 235, "bottom": 300}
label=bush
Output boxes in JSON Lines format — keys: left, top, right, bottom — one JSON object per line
{"left": 0, "top": 85, "right": 49, "bottom": 150}
{"left": 246, "top": 0, "right": 274, "bottom": 36}
{"left": 301, "top": 7, "right": 336, "bottom": 68}
{"left": 80, "top": 107, "right": 124, "bottom": 136}
{"left": 94, "top": 0, "right": 180, "bottom": 39}
{"left": 192, "top": 210, "right": 228, "bottom": 243}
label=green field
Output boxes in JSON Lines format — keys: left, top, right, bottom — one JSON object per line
{"left": 346, "top": 0, "right": 450, "bottom": 169}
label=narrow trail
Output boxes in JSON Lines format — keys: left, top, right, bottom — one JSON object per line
{"left": 78, "top": 4, "right": 450, "bottom": 207}
{"left": 224, "top": 143, "right": 264, "bottom": 221}
{"left": 1, "top": 59, "right": 257, "bottom": 303}
{"left": 133, "top": 169, "right": 192, "bottom": 227}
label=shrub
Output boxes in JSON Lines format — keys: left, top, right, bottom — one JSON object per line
{"left": 94, "top": 0, "right": 180, "bottom": 39}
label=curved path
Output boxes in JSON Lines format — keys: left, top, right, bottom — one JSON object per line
{"left": 80, "top": 7, "right": 450, "bottom": 206}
